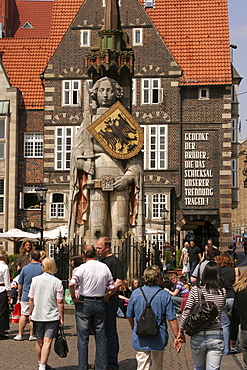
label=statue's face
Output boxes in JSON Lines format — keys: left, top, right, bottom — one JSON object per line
{"left": 97, "top": 80, "right": 117, "bottom": 107}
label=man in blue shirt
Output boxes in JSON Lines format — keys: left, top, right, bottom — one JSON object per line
{"left": 14, "top": 249, "right": 42, "bottom": 341}
{"left": 126, "top": 266, "right": 183, "bottom": 370}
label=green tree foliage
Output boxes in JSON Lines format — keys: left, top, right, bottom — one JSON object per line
{"left": 8, "top": 254, "right": 19, "bottom": 278}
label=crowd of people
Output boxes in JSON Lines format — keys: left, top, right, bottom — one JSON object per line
{"left": 0, "top": 241, "right": 62, "bottom": 370}
{"left": 0, "top": 236, "right": 246, "bottom": 370}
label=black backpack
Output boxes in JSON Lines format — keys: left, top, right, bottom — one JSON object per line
{"left": 136, "top": 287, "right": 163, "bottom": 336}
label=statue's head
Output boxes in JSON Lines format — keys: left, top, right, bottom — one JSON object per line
{"left": 91, "top": 77, "right": 123, "bottom": 108}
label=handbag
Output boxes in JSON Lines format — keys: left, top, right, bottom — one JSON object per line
{"left": 184, "top": 264, "right": 218, "bottom": 336}
{"left": 54, "top": 326, "right": 69, "bottom": 358}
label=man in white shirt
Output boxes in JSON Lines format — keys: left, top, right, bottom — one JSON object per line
{"left": 69, "top": 245, "right": 116, "bottom": 370}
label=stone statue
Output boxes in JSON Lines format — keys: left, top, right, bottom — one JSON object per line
{"left": 69, "top": 76, "right": 143, "bottom": 244}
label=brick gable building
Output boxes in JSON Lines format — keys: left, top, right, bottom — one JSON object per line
{"left": 0, "top": 0, "right": 239, "bottom": 253}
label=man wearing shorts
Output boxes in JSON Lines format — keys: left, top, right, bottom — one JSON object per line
{"left": 14, "top": 249, "right": 42, "bottom": 341}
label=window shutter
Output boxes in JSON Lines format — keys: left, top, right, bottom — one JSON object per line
{"left": 159, "top": 88, "right": 163, "bottom": 103}
{"left": 19, "top": 192, "right": 24, "bottom": 209}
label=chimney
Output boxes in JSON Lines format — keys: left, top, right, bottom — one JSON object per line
{"left": 0, "top": 0, "right": 13, "bottom": 37}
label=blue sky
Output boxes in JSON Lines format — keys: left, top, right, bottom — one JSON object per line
{"left": 228, "top": 0, "right": 247, "bottom": 140}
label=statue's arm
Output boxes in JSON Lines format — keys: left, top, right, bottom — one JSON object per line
{"left": 113, "top": 170, "right": 134, "bottom": 190}
{"left": 113, "top": 164, "right": 141, "bottom": 190}
{"left": 72, "top": 148, "right": 94, "bottom": 175}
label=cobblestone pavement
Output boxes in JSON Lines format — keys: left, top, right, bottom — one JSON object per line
{"left": 0, "top": 308, "right": 244, "bottom": 369}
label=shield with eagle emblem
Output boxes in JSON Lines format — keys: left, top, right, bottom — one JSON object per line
{"left": 87, "top": 101, "right": 144, "bottom": 159}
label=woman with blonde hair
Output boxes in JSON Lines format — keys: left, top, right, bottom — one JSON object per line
{"left": 39, "top": 251, "right": 46, "bottom": 263}
{"left": 0, "top": 250, "right": 11, "bottom": 338}
{"left": 118, "top": 279, "right": 131, "bottom": 317}
{"left": 231, "top": 269, "right": 247, "bottom": 367}
{"left": 29, "top": 257, "right": 64, "bottom": 370}
{"left": 16, "top": 240, "right": 33, "bottom": 271}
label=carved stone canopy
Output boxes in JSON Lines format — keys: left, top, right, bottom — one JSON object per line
{"left": 86, "top": 0, "right": 134, "bottom": 81}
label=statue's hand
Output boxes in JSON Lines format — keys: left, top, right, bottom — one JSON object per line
{"left": 113, "top": 175, "right": 133, "bottom": 190}
{"left": 84, "top": 160, "right": 95, "bottom": 175}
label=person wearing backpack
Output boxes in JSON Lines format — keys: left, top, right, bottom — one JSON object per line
{"left": 126, "top": 266, "right": 184, "bottom": 369}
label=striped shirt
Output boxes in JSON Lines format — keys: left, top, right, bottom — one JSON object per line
{"left": 175, "top": 281, "right": 189, "bottom": 297}
{"left": 180, "top": 285, "right": 226, "bottom": 331}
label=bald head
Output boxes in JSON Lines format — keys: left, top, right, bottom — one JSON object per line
{"left": 82, "top": 245, "right": 96, "bottom": 259}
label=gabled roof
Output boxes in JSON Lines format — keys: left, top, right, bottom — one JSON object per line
{"left": 0, "top": 0, "right": 83, "bottom": 108}
{"left": 11, "top": 1, "right": 53, "bottom": 38}
{"left": 0, "top": 0, "right": 232, "bottom": 109}
{"left": 144, "top": 0, "right": 232, "bottom": 85}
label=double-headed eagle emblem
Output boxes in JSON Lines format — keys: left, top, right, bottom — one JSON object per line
{"left": 87, "top": 101, "right": 144, "bottom": 159}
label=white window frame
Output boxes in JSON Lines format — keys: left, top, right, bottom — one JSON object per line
{"left": 0, "top": 117, "right": 6, "bottom": 159}
{"left": 142, "top": 78, "right": 162, "bottom": 104}
{"left": 50, "top": 193, "right": 65, "bottom": 219}
{"left": 48, "top": 244, "right": 55, "bottom": 258}
{"left": 141, "top": 125, "right": 147, "bottom": 169}
{"left": 231, "top": 159, "right": 237, "bottom": 188}
{"left": 0, "top": 179, "right": 4, "bottom": 213}
{"left": 62, "top": 80, "right": 81, "bottom": 106}
{"left": 132, "top": 78, "right": 136, "bottom": 105}
{"left": 0, "top": 117, "right": 5, "bottom": 139}
{"left": 81, "top": 30, "right": 90, "bottom": 47}
{"left": 151, "top": 234, "right": 165, "bottom": 250}
{"left": 198, "top": 87, "right": 209, "bottom": 100}
{"left": 133, "top": 28, "right": 143, "bottom": 46}
{"left": 152, "top": 193, "right": 167, "bottom": 219}
{"left": 231, "top": 119, "right": 237, "bottom": 143}
{"left": 55, "top": 127, "right": 72, "bottom": 170}
{"left": 24, "top": 133, "right": 43, "bottom": 158}
{"left": 19, "top": 185, "right": 40, "bottom": 210}
{"left": 149, "top": 125, "right": 167, "bottom": 170}
{"left": 145, "top": 0, "right": 155, "bottom": 7}
{"left": 144, "top": 194, "right": 148, "bottom": 219}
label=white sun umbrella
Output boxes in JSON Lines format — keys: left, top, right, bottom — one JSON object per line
{"left": 42, "top": 225, "right": 68, "bottom": 241}
{"left": 145, "top": 228, "right": 165, "bottom": 234}
{"left": 0, "top": 228, "right": 40, "bottom": 242}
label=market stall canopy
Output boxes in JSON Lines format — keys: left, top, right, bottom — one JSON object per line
{"left": 0, "top": 228, "right": 40, "bottom": 242}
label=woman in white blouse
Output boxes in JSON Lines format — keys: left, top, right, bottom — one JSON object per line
{"left": 0, "top": 249, "right": 11, "bottom": 339}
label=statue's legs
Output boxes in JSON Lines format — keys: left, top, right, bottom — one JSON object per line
{"left": 110, "top": 190, "right": 129, "bottom": 240}
{"left": 90, "top": 189, "right": 108, "bottom": 239}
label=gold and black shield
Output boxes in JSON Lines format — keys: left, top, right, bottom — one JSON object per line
{"left": 87, "top": 101, "right": 144, "bottom": 159}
